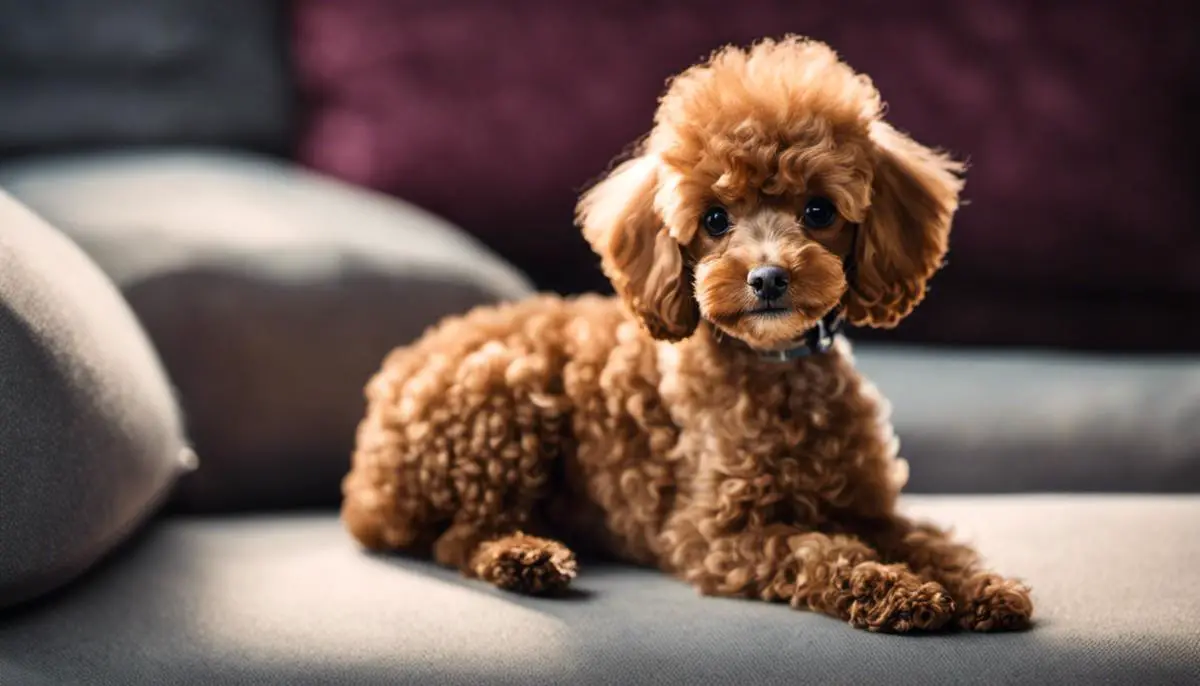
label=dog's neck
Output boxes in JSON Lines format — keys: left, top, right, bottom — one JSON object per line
{"left": 707, "top": 308, "right": 846, "bottom": 364}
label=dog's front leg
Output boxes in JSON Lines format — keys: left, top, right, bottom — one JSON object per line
{"left": 860, "top": 515, "right": 1034, "bottom": 631}
{"left": 660, "top": 516, "right": 955, "bottom": 633}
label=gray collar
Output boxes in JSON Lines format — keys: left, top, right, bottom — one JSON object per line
{"left": 756, "top": 309, "right": 845, "bottom": 363}
{"left": 711, "top": 308, "right": 846, "bottom": 363}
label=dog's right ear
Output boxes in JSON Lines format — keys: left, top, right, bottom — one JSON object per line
{"left": 577, "top": 154, "right": 699, "bottom": 341}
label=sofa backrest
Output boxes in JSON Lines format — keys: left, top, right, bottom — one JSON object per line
{"left": 0, "top": 0, "right": 293, "bottom": 157}
{"left": 292, "top": 0, "right": 1200, "bottom": 352}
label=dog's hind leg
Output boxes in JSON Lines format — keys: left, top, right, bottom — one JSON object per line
{"left": 343, "top": 299, "right": 581, "bottom": 592}
{"left": 425, "top": 360, "right": 579, "bottom": 596}
{"left": 341, "top": 428, "right": 434, "bottom": 553}
{"left": 434, "top": 522, "right": 577, "bottom": 596}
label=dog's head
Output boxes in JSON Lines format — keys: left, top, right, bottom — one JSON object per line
{"left": 578, "top": 37, "right": 964, "bottom": 350}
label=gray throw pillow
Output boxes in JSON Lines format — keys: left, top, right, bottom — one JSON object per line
{"left": 0, "top": 191, "right": 189, "bottom": 609}
{"left": 0, "top": 150, "right": 533, "bottom": 512}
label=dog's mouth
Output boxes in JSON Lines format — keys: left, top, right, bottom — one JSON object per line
{"left": 710, "top": 305, "right": 794, "bottom": 327}
{"left": 743, "top": 305, "right": 791, "bottom": 318}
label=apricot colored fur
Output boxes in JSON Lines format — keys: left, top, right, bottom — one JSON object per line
{"left": 342, "top": 37, "right": 1033, "bottom": 633}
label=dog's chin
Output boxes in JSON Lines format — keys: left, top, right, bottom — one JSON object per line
{"left": 708, "top": 306, "right": 829, "bottom": 352}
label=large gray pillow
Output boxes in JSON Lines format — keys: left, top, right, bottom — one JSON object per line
{"left": 0, "top": 191, "right": 189, "bottom": 609}
{"left": 0, "top": 151, "right": 533, "bottom": 512}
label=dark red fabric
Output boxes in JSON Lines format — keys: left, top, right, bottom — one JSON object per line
{"left": 291, "top": 0, "right": 1200, "bottom": 351}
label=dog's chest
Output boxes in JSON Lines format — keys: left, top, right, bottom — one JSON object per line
{"left": 660, "top": 344, "right": 887, "bottom": 517}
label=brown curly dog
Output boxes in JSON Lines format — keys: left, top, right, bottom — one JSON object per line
{"left": 342, "top": 36, "right": 1033, "bottom": 633}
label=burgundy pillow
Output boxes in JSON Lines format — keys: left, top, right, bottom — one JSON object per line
{"left": 292, "top": 0, "right": 1200, "bottom": 351}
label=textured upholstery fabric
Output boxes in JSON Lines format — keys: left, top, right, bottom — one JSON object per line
{"left": 292, "top": 0, "right": 1200, "bottom": 352}
{"left": 854, "top": 345, "right": 1200, "bottom": 492}
{"left": 0, "top": 151, "right": 533, "bottom": 512}
{"left": 0, "top": 496, "right": 1197, "bottom": 684}
{"left": 0, "top": 0, "right": 291, "bottom": 155}
{"left": 0, "top": 192, "right": 187, "bottom": 609}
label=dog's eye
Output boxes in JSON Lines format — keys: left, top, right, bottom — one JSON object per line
{"left": 701, "top": 206, "right": 731, "bottom": 237}
{"left": 802, "top": 197, "right": 838, "bottom": 229}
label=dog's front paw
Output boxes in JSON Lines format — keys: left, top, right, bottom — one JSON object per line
{"left": 837, "top": 563, "right": 956, "bottom": 633}
{"left": 957, "top": 574, "right": 1033, "bottom": 632}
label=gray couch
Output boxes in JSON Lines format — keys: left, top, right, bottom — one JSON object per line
{"left": 1, "top": 497, "right": 1197, "bottom": 685}
{"left": 1, "top": 3, "right": 1198, "bottom": 685}
{"left": 2, "top": 148, "right": 1198, "bottom": 686}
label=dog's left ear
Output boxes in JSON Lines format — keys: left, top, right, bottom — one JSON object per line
{"left": 577, "top": 154, "right": 699, "bottom": 341}
{"left": 844, "top": 122, "right": 965, "bottom": 328}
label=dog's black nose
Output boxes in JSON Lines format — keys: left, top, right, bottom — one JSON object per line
{"left": 748, "top": 265, "right": 789, "bottom": 301}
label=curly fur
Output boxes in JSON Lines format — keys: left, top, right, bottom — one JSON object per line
{"left": 342, "top": 36, "right": 1032, "bottom": 633}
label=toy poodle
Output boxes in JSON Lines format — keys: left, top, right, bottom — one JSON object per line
{"left": 342, "top": 36, "right": 1033, "bottom": 633}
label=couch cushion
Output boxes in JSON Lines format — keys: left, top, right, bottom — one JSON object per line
{"left": 854, "top": 345, "right": 1200, "bottom": 493}
{"left": 0, "top": 0, "right": 291, "bottom": 155}
{"left": 0, "top": 496, "right": 1197, "bottom": 684}
{"left": 292, "top": 0, "right": 1200, "bottom": 352}
{"left": 0, "top": 192, "right": 188, "bottom": 609}
{"left": 0, "top": 151, "right": 533, "bottom": 512}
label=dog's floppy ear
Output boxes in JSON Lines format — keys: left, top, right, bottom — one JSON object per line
{"left": 577, "top": 154, "right": 699, "bottom": 341}
{"left": 844, "top": 122, "right": 965, "bottom": 328}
